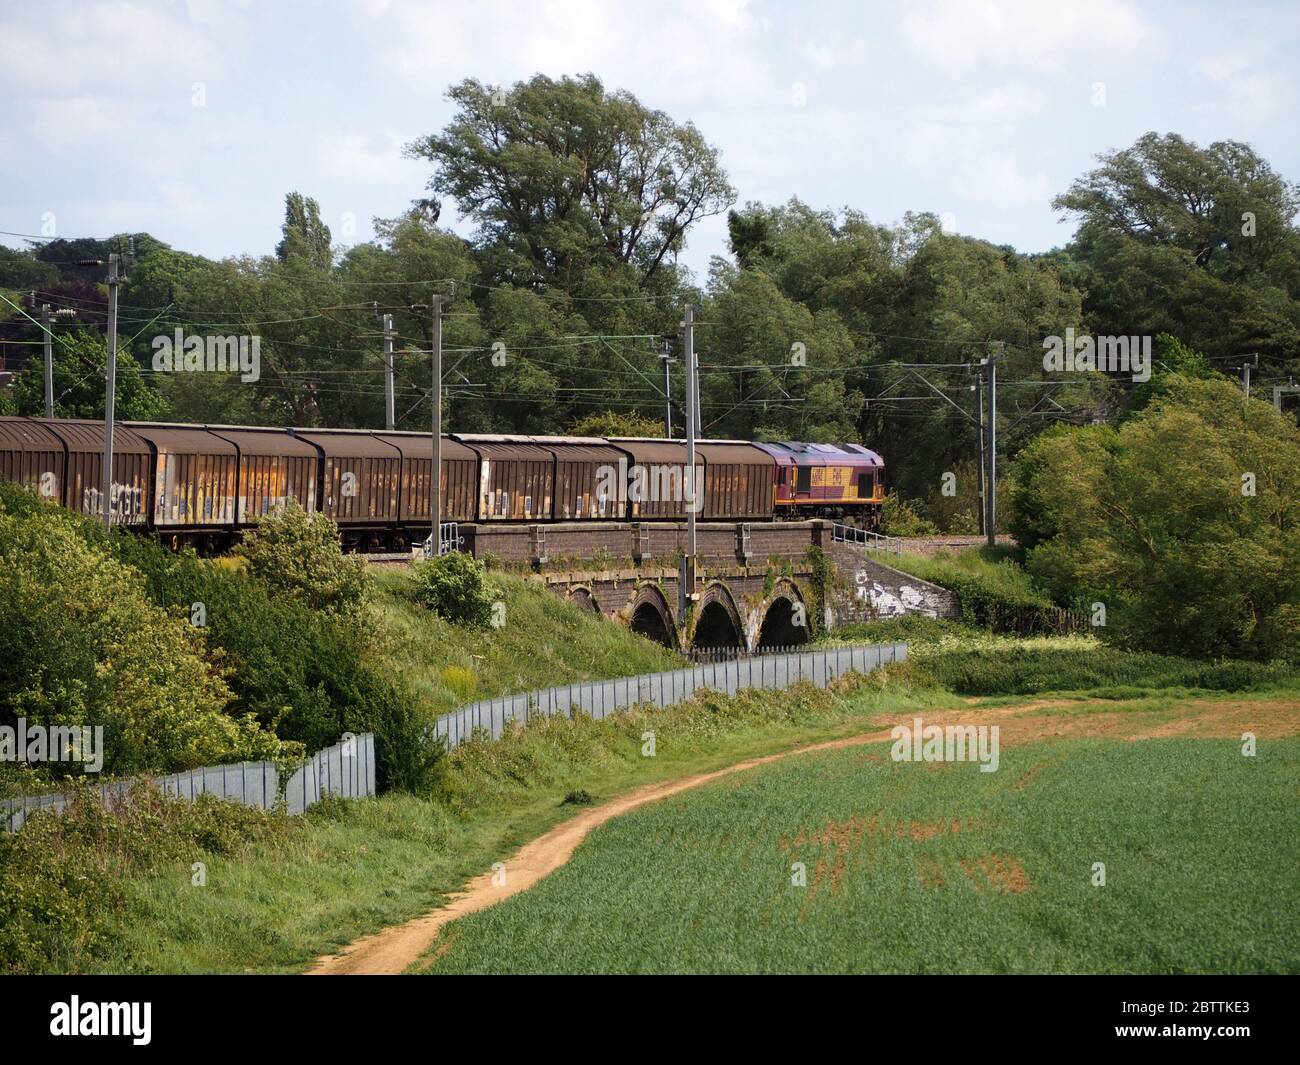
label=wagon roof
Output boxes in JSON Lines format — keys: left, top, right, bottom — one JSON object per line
{"left": 371, "top": 432, "right": 477, "bottom": 461}
{"left": 35, "top": 418, "right": 148, "bottom": 454}
{"left": 202, "top": 426, "right": 318, "bottom": 457}
{"left": 126, "top": 423, "right": 238, "bottom": 455}
{"left": 0, "top": 417, "right": 64, "bottom": 451}
{"left": 451, "top": 434, "right": 553, "bottom": 461}
{"left": 696, "top": 441, "right": 774, "bottom": 466}
{"left": 608, "top": 438, "right": 701, "bottom": 465}
{"left": 531, "top": 437, "right": 626, "bottom": 462}
{"left": 290, "top": 429, "right": 403, "bottom": 459}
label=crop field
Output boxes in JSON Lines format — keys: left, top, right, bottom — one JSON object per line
{"left": 416, "top": 702, "right": 1300, "bottom": 975}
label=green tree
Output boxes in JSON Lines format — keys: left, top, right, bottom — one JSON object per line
{"left": 235, "top": 502, "right": 370, "bottom": 617}
{"left": 275, "top": 192, "right": 333, "bottom": 269}
{"left": 407, "top": 75, "right": 734, "bottom": 288}
{"left": 8, "top": 328, "right": 166, "bottom": 420}
{"left": 567, "top": 409, "right": 664, "bottom": 437}
{"left": 1017, "top": 377, "right": 1300, "bottom": 659}
{"left": 1053, "top": 133, "right": 1300, "bottom": 369}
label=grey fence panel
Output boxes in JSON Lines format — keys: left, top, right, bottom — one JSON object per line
{"left": 4, "top": 735, "right": 372, "bottom": 832}
{"left": 426, "top": 643, "right": 906, "bottom": 750}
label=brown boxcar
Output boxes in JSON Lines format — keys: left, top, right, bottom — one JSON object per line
{"left": 533, "top": 436, "right": 627, "bottom": 520}
{"left": 697, "top": 441, "right": 776, "bottom": 520}
{"left": 608, "top": 438, "right": 704, "bottom": 520}
{"left": 455, "top": 435, "right": 555, "bottom": 521}
{"left": 127, "top": 423, "right": 238, "bottom": 530}
{"left": 203, "top": 426, "right": 317, "bottom": 524}
{"left": 0, "top": 416, "right": 64, "bottom": 504}
{"left": 38, "top": 419, "right": 151, "bottom": 526}
{"left": 291, "top": 429, "right": 402, "bottom": 528}
{"left": 371, "top": 432, "right": 477, "bottom": 523}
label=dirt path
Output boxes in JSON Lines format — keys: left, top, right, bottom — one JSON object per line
{"left": 307, "top": 727, "right": 912, "bottom": 975}
{"left": 306, "top": 696, "right": 1297, "bottom": 976}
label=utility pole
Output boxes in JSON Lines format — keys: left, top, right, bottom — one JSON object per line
{"left": 430, "top": 295, "right": 444, "bottom": 554}
{"left": 101, "top": 253, "right": 123, "bottom": 527}
{"left": 382, "top": 312, "right": 395, "bottom": 430}
{"left": 1240, "top": 353, "right": 1259, "bottom": 399}
{"left": 659, "top": 338, "right": 675, "bottom": 438}
{"left": 41, "top": 304, "right": 54, "bottom": 419}
{"left": 40, "top": 305, "right": 75, "bottom": 418}
{"left": 983, "top": 343, "right": 1003, "bottom": 548}
{"left": 974, "top": 379, "right": 985, "bottom": 538}
{"left": 684, "top": 304, "right": 698, "bottom": 600}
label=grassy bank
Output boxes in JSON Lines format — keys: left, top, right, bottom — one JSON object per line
{"left": 5, "top": 580, "right": 1297, "bottom": 974}
{"left": 5, "top": 673, "right": 948, "bottom": 974}
{"left": 369, "top": 567, "right": 681, "bottom": 717}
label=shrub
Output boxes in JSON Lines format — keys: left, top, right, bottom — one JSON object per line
{"left": 0, "top": 496, "right": 286, "bottom": 774}
{"left": 898, "top": 646, "right": 1298, "bottom": 696}
{"left": 0, "top": 485, "right": 440, "bottom": 793}
{"left": 113, "top": 535, "right": 440, "bottom": 793}
{"left": 235, "top": 502, "right": 370, "bottom": 617}
{"left": 887, "top": 549, "right": 1080, "bottom": 636}
{"left": 413, "top": 552, "right": 495, "bottom": 626}
{"left": 879, "top": 492, "right": 937, "bottom": 536}
{"left": 440, "top": 665, "right": 478, "bottom": 701}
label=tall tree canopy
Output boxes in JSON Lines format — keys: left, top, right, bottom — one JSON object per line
{"left": 406, "top": 74, "right": 735, "bottom": 290}
{"left": 275, "top": 192, "right": 333, "bottom": 270}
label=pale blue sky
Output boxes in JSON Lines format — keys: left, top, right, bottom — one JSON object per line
{"left": 2, "top": 0, "right": 1297, "bottom": 280}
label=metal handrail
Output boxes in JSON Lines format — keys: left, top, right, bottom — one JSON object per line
{"left": 830, "top": 522, "right": 902, "bottom": 557}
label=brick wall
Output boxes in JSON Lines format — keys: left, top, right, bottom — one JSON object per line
{"left": 462, "top": 520, "right": 823, "bottom": 569}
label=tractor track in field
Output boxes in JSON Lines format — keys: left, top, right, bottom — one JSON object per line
{"left": 305, "top": 695, "right": 1298, "bottom": 976}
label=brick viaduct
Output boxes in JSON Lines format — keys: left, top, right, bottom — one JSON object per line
{"left": 453, "top": 519, "right": 959, "bottom": 652}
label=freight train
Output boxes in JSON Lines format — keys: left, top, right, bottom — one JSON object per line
{"left": 0, "top": 416, "right": 884, "bottom": 552}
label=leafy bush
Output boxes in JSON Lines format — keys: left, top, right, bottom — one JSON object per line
{"left": 0, "top": 483, "right": 440, "bottom": 793}
{"left": 112, "top": 535, "right": 440, "bottom": 793}
{"left": 879, "top": 492, "right": 937, "bottom": 536}
{"left": 0, "top": 495, "right": 286, "bottom": 774}
{"left": 0, "top": 785, "right": 289, "bottom": 974}
{"left": 413, "top": 552, "right": 495, "bottom": 626}
{"left": 887, "top": 548, "right": 1081, "bottom": 636}
{"left": 235, "top": 502, "right": 370, "bottom": 617}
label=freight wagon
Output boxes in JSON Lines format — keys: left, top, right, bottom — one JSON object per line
{"left": 0, "top": 416, "right": 885, "bottom": 551}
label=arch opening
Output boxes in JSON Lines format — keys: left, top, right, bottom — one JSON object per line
{"left": 693, "top": 600, "right": 743, "bottom": 650}
{"left": 757, "top": 596, "right": 809, "bottom": 651}
{"left": 569, "top": 588, "right": 601, "bottom": 614}
{"left": 631, "top": 602, "right": 674, "bottom": 648}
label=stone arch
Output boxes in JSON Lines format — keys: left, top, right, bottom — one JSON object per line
{"left": 690, "top": 581, "right": 745, "bottom": 650}
{"left": 750, "top": 579, "right": 811, "bottom": 651}
{"left": 567, "top": 585, "right": 602, "bottom": 615}
{"left": 628, "top": 583, "right": 677, "bottom": 650}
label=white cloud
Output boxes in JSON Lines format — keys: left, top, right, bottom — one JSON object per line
{"left": 901, "top": 0, "right": 1156, "bottom": 78}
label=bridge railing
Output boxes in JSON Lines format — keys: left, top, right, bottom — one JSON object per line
{"left": 433, "top": 642, "right": 907, "bottom": 750}
{"left": 831, "top": 522, "right": 903, "bottom": 558}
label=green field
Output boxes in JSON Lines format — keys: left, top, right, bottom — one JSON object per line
{"left": 417, "top": 732, "right": 1300, "bottom": 974}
